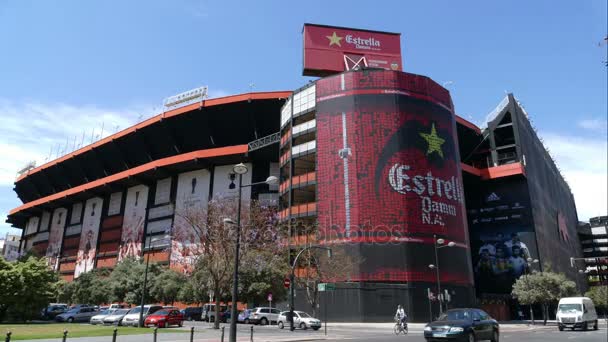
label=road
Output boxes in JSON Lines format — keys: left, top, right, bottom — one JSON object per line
{"left": 15, "top": 321, "right": 607, "bottom": 342}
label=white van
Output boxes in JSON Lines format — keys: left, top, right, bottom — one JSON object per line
{"left": 556, "top": 297, "right": 598, "bottom": 331}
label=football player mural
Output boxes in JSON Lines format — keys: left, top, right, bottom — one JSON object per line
{"left": 74, "top": 197, "right": 103, "bottom": 277}
{"left": 118, "top": 185, "right": 149, "bottom": 260}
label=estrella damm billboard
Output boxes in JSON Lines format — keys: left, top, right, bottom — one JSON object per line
{"left": 303, "top": 23, "right": 402, "bottom": 77}
{"left": 315, "top": 69, "right": 473, "bottom": 285}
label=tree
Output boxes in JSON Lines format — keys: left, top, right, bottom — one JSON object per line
{"left": 512, "top": 270, "right": 578, "bottom": 325}
{"left": 108, "top": 257, "right": 162, "bottom": 305}
{"left": 54, "top": 279, "right": 76, "bottom": 304}
{"left": 0, "top": 256, "right": 58, "bottom": 322}
{"left": 70, "top": 269, "right": 111, "bottom": 305}
{"left": 239, "top": 249, "right": 290, "bottom": 306}
{"left": 585, "top": 286, "right": 608, "bottom": 316}
{"left": 294, "top": 244, "right": 359, "bottom": 317}
{"left": 176, "top": 197, "right": 284, "bottom": 329}
{"left": 150, "top": 268, "right": 187, "bottom": 305}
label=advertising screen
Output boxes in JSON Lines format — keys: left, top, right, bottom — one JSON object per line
{"left": 46, "top": 207, "right": 67, "bottom": 270}
{"left": 303, "top": 24, "right": 402, "bottom": 77}
{"left": 74, "top": 197, "right": 103, "bottom": 277}
{"left": 466, "top": 179, "right": 539, "bottom": 294}
{"left": 118, "top": 185, "right": 149, "bottom": 260}
{"left": 315, "top": 70, "right": 473, "bottom": 285}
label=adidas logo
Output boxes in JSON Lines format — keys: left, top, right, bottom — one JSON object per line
{"left": 486, "top": 192, "right": 501, "bottom": 202}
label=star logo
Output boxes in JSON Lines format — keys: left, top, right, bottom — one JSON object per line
{"left": 419, "top": 123, "right": 445, "bottom": 158}
{"left": 326, "top": 31, "right": 343, "bottom": 47}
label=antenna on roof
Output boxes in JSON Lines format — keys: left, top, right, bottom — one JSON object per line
{"left": 80, "top": 130, "right": 85, "bottom": 148}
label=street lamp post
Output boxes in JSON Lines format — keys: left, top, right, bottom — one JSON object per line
{"left": 139, "top": 234, "right": 170, "bottom": 327}
{"left": 289, "top": 245, "right": 332, "bottom": 332}
{"left": 524, "top": 258, "right": 539, "bottom": 325}
{"left": 225, "top": 163, "right": 278, "bottom": 342}
{"left": 428, "top": 234, "right": 455, "bottom": 317}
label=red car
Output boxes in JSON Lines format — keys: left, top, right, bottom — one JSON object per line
{"left": 144, "top": 309, "right": 184, "bottom": 328}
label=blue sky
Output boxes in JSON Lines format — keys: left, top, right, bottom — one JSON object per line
{"left": 0, "top": 0, "right": 606, "bottom": 236}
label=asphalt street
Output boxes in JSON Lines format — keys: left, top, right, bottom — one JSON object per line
{"left": 14, "top": 321, "right": 607, "bottom": 342}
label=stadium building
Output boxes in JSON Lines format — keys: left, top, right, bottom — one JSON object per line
{"left": 6, "top": 24, "right": 584, "bottom": 322}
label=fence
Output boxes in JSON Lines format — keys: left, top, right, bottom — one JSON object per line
{"left": 4, "top": 325, "right": 257, "bottom": 342}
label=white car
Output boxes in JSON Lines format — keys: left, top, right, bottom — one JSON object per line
{"left": 556, "top": 297, "right": 599, "bottom": 331}
{"left": 248, "top": 307, "right": 282, "bottom": 325}
{"left": 277, "top": 311, "right": 321, "bottom": 330}
{"left": 121, "top": 305, "right": 164, "bottom": 327}
{"left": 90, "top": 309, "right": 117, "bottom": 325}
{"left": 103, "top": 308, "right": 131, "bottom": 326}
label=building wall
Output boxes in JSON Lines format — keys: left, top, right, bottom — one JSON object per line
{"left": 511, "top": 96, "right": 584, "bottom": 285}
{"left": 19, "top": 162, "right": 271, "bottom": 279}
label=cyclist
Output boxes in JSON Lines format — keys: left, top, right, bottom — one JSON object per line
{"left": 395, "top": 305, "right": 407, "bottom": 329}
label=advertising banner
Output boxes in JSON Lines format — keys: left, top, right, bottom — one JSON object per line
{"left": 118, "top": 185, "right": 149, "bottom": 260}
{"left": 70, "top": 202, "right": 83, "bottom": 224}
{"left": 46, "top": 207, "right": 67, "bottom": 270}
{"left": 74, "top": 197, "right": 103, "bottom": 277}
{"left": 107, "top": 192, "right": 122, "bottom": 216}
{"left": 467, "top": 179, "right": 539, "bottom": 294}
{"left": 315, "top": 70, "right": 472, "bottom": 285}
{"left": 39, "top": 211, "right": 51, "bottom": 232}
{"left": 155, "top": 178, "right": 172, "bottom": 205}
{"left": 303, "top": 24, "right": 402, "bottom": 76}
{"left": 25, "top": 216, "right": 40, "bottom": 235}
{"left": 171, "top": 169, "right": 210, "bottom": 274}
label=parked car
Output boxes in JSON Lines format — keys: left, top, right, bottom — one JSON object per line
{"left": 55, "top": 307, "right": 99, "bottom": 323}
{"left": 144, "top": 309, "right": 184, "bottom": 328}
{"left": 103, "top": 308, "right": 131, "bottom": 326}
{"left": 556, "top": 297, "right": 599, "bottom": 331}
{"left": 90, "top": 309, "right": 118, "bottom": 325}
{"left": 202, "top": 303, "right": 227, "bottom": 322}
{"left": 109, "top": 303, "right": 129, "bottom": 309}
{"left": 248, "top": 307, "right": 281, "bottom": 325}
{"left": 121, "top": 305, "right": 164, "bottom": 327}
{"left": 182, "top": 307, "right": 203, "bottom": 321}
{"left": 423, "top": 308, "right": 499, "bottom": 342}
{"left": 220, "top": 309, "right": 231, "bottom": 323}
{"left": 41, "top": 304, "right": 68, "bottom": 320}
{"left": 277, "top": 311, "right": 321, "bottom": 330}
{"left": 238, "top": 309, "right": 252, "bottom": 324}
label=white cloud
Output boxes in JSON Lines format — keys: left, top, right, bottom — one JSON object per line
{"left": 578, "top": 118, "right": 608, "bottom": 134}
{"left": 542, "top": 133, "right": 608, "bottom": 221}
{"left": 0, "top": 99, "right": 153, "bottom": 186}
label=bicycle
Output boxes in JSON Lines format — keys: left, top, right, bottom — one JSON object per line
{"left": 393, "top": 318, "right": 408, "bottom": 335}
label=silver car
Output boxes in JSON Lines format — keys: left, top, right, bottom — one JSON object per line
{"left": 103, "top": 309, "right": 131, "bottom": 326}
{"left": 90, "top": 309, "right": 117, "bottom": 325}
{"left": 55, "top": 307, "right": 99, "bottom": 323}
{"left": 277, "top": 311, "right": 321, "bottom": 330}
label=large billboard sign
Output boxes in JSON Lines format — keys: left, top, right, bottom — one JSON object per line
{"left": 466, "top": 179, "right": 539, "bottom": 294}
{"left": 315, "top": 69, "right": 473, "bottom": 285}
{"left": 119, "top": 185, "right": 149, "bottom": 260}
{"left": 74, "top": 197, "right": 103, "bottom": 277}
{"left": 303, "top": 23, "right": 402, "bottom": 77}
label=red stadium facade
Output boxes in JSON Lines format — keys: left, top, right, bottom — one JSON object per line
{"left": 7, "top": 23, "right": 584, "bottom": 322}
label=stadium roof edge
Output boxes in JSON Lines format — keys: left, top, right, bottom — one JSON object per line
{"left": 455, "top": 114, "right": 481, "bottom": 134}
{"left": 15, "top": 91, "right": 292, "bottom": 183}
{"left": 7, "top": 144, "right": 249, "bottom": 223}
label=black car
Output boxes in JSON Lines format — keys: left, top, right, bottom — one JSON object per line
{"left": 424, "top": 308, "right": 499, "bottom": 342}
{"left": 182, "top": 307, "right": 203, "bottom": 321}
{"left": 41, "top": 304, "right": 68, "bottom": 320}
